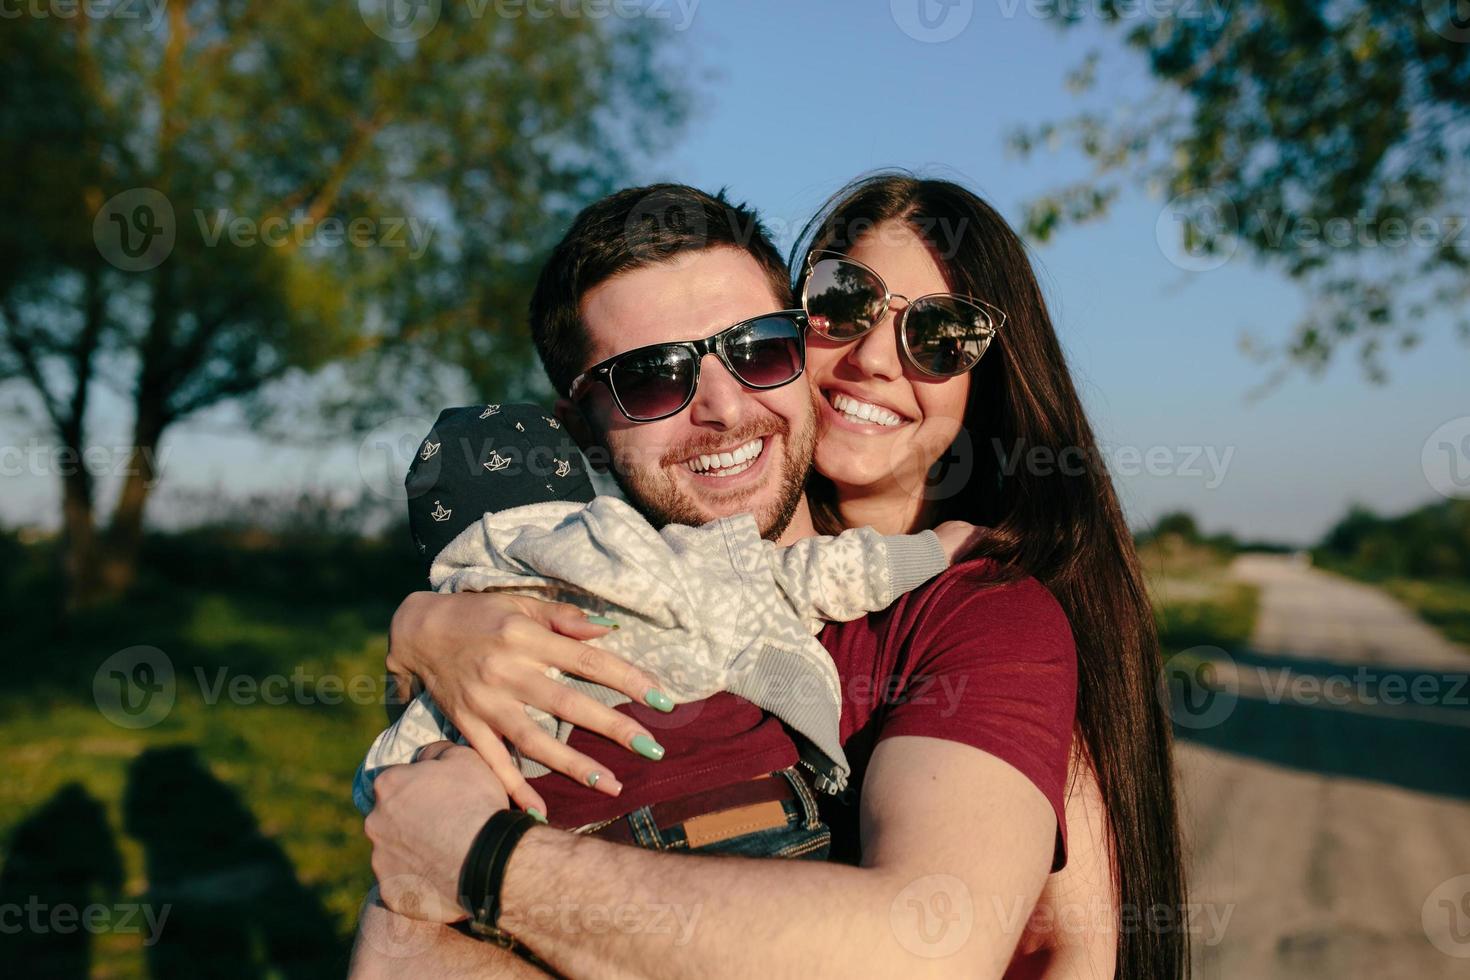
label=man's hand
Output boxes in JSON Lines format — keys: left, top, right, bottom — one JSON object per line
{"left": 366, "top": 744, "right": 510, "bottom": 923}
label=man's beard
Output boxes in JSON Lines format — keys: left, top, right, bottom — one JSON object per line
{"left": 603, "top": 388, "right": 820, "bottom": 540}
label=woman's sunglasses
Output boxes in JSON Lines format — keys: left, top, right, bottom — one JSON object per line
{"left": 800, "top": 250, "right": 1005, "bottom": 377}
{"left": 568, "top": 311, "right": 807, "bottom": 423}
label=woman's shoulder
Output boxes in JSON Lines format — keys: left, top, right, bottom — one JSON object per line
{"left": 916, "top": 557, "right": 1073, "bottom": 640}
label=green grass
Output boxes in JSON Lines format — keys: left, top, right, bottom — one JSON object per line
{"left": 0, "top": 532, "right": 422, "bottom": 979}
{"left": 1138, "top": 536, "right": 1261, "bottom": 654}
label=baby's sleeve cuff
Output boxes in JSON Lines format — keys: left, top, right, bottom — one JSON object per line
{"left": 884, "top": 529, "right": 949, "bottom": 598}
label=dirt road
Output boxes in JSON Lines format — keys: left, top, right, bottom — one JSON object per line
{"left": 1176, "top": 554, "right": 1470, "bottom": 978}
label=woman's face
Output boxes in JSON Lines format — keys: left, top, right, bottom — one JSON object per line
{"left": 805, "top": 220, "right": 972, "bottom": 497}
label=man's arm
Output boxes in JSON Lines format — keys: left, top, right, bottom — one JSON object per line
{"left": 369, "top": 737, "right": 1056, "bottom": 979}
{"left": 350, "top": 893, "right": 552, "bottom": 979}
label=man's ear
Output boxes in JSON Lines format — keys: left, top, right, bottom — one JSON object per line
{"left": 553, "top": 397, "right": 608, "bottom": 473}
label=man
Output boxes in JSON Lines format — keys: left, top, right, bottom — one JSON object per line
{"left": 353, "top": 185, "right": 1078, "bottom": 978}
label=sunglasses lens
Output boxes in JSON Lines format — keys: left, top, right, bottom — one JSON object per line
{"left": 609, "top": 345, "right": 696, "bottom": 420}
{"left": 904, "top": 297, "right": 996, "bottom": 376}
{"left": 725, "top": 315, "right": 805, "bottom": 387}
{"left": 804, "top": 258, "right": 884, "bottom": 339}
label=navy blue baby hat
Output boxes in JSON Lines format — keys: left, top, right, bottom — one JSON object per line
{"left": 404, "top": 403, "right": 596, "bottom": 568}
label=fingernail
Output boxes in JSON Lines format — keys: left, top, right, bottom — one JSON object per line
{"left": 586, "top": 614, "right": 619, "bottom": 629}
{"left": 630, "top": 734, "right": 665, "bottom": 761}
{"left": 585, "top": 771, "right": 622, "bottom": 796}
{"left": 643, "top": 688, "right": 674, "bottom": 712}
{"left": 525, "top": 807, "right": 548, "bottom": 823}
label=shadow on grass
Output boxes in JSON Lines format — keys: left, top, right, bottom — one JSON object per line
{"left": 123, "top": 746, "right": 349, "bottom": 979}
{"left": 0, "top": 783, "right": 123, "bottom": 978}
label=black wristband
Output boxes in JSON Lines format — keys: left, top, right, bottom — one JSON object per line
{"left": 459, "top": 810, "right": 538, "bottom": 934}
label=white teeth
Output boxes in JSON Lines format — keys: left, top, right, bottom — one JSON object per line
{"left": 684, "top": 437, "right": 764, "bottom": 476}
{"left": 830, "top": 392, "right": 903, "bottom": 427}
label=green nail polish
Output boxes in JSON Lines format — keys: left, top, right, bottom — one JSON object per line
{"left": 586, "top": 614, "right": 619, "bottom": 628}
{"left": 643, "top": 688, "right": 674, "bottom": 712}
{"left": 630, "top": 734, "right": 665, "bottom": 761}
{"left": 526, "top": 807, "right": 548, "bottom": 823}
{"left": 585, "top": 771, "right": 601, "bottom": 788}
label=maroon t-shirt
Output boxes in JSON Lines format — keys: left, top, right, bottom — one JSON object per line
{"left": 540, "top": 558, "right": 1077, "bottom": 867}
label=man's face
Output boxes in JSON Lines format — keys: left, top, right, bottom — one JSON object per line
{"left": 571, "top": 246, "right": 819, "bottom": 540}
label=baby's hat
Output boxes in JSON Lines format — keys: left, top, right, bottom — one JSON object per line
{"left": 404, "top": 403, "right": 596, "bottom": 564}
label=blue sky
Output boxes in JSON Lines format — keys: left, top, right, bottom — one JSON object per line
{"left": 2, "top": 1, "right": 1464, "bottom": 543}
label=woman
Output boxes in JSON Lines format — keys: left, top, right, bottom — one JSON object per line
{"left": 793, "top": 174, "right": 1187, "bottom": 978}
{"left": 379, "top": 175, "right": 1186, "bottom": 978}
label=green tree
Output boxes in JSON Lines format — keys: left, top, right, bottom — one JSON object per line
{"left": 0, "top": 3, "right": 688, "bottom": 607}
{"left": 1013, "top": 1, "right": 1470, "bottom": 382}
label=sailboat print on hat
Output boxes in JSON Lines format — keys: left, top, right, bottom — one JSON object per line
{"left": 429, "top": 500, "right": 452, "bottom": 522}
{"left": 419, "top": 440, "right": 441, "bottom": 461}
{"left": 484, "top": 450, "right": 512, "bottom": 472}
{"left": 480, "top": 404, "right": 501, "bottom": 419}
{"left": 543, "top": 417, "right": 561, "bottom": 429}
{"left": 554, "top": 459, "right": 571, "bottom": 478}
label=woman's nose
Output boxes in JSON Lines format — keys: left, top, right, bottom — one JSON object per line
{"left": 846, "top": 306, "right": 905, "bottom": 381}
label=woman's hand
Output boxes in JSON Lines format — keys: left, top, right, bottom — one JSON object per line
{"left": 386, "top": 591, "right": 673, "bottom": 816}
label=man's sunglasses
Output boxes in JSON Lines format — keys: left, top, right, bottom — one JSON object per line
{"left": 800, "top": 250, "right": 1005, "bottom": 377}
{"left": 568, "top": 311, "right": 807, "bottom": 423}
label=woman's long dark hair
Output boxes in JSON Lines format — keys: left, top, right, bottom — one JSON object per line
{"left": 795, "top": 173, "right": 1188, "bottom": 979}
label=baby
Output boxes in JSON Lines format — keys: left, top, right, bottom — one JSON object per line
{"left": 353, "top": 403, "right": 975, "bottom": 853}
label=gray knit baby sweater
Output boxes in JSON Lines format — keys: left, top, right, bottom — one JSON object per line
{"left": 354, "top": 496, "right": 948, "bottom": 813}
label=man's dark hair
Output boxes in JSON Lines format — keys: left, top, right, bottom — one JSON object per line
{"left": 529, "top": 184, "right": 792, "bottom": 396}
